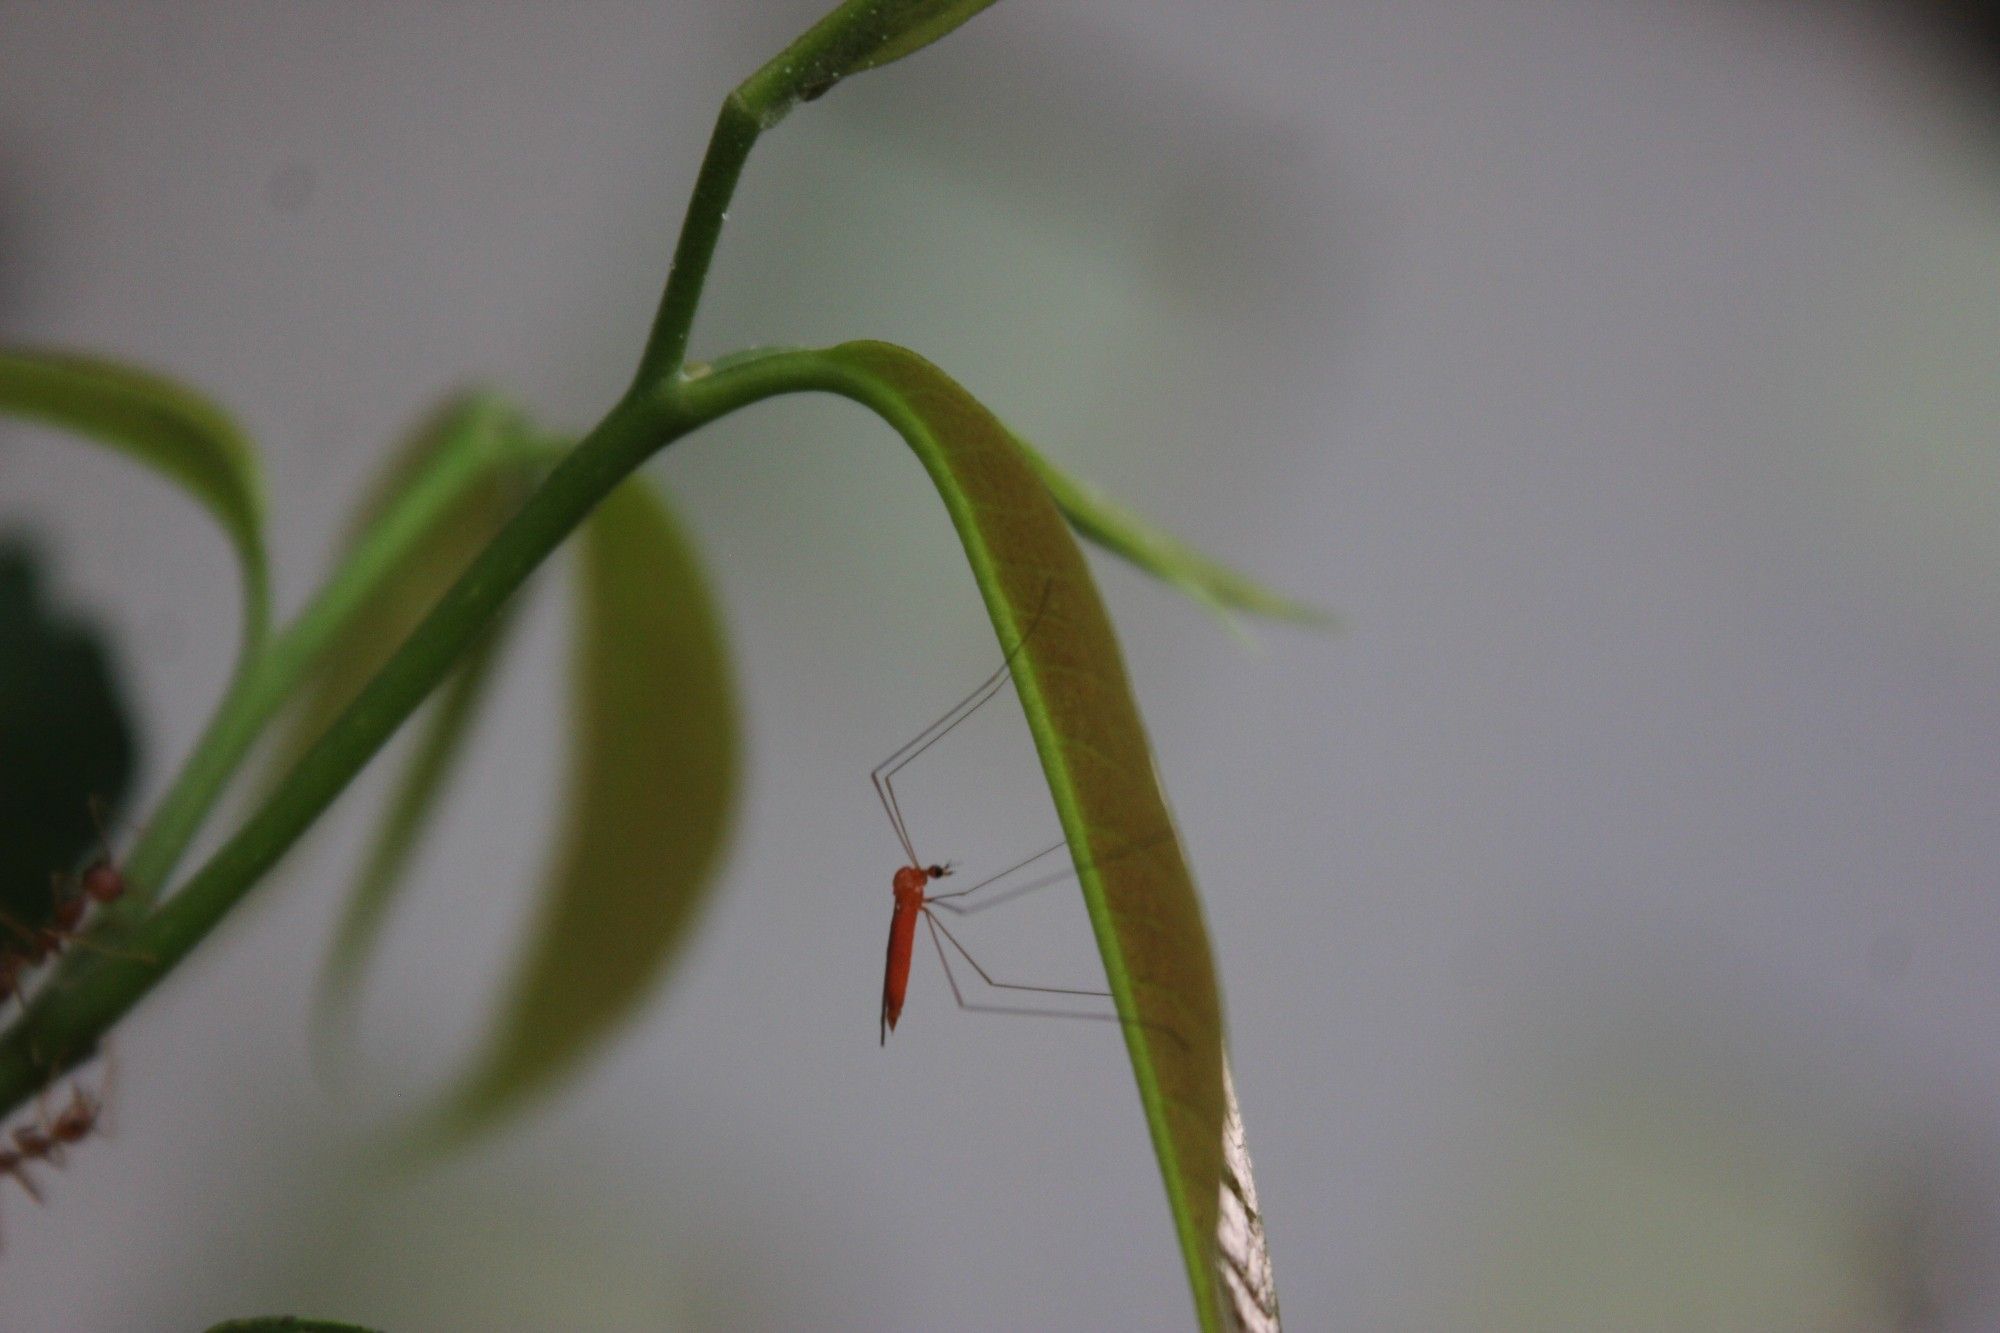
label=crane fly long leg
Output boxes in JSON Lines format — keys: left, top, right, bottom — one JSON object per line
{"left": 925, "top": 909, "right": 1113, "bottom": 1002}
{"left": 925, "top": 828, "right": 1182, "bottom": 918}
{"left": 923, "top": 840, "right": 1069, "bottom": 909}
{"left": 866, "top": 581, "right": 1055, "bottom": 866}
{"left": 871, "top": 657, "right": 1013, "bottom": 865}
{"left": 920, "top": 910, "right": 1124, "bottom": 1026}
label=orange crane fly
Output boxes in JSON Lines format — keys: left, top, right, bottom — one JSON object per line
{"left": 870, "top": 590, "right": 1124, "bottom": 1045}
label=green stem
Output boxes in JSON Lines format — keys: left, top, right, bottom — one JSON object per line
{"left": 118, "top": 400, "right": 528, "bottom": 908}
{"left": 632, "top": 95, "right": 762, "bottom": 389}
{"left": 0, "top": 354, "right": 821, "bottom": 1115}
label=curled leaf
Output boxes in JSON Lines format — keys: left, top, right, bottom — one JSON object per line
{"left": 431, "top": 475, "right": 736, "bottom": 1142}
{"left": 812, "top": 340, "right": 1230, "bottom": 1330}
{"left": 0, "top": 347, "right": 269, "bottom": 647}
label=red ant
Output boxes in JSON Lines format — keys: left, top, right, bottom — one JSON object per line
{"left": 0, "top": 1078, "right": 107, "bottom": 1247}
{"left": 0, "top": 800, "right": 129, "bottom": 1006}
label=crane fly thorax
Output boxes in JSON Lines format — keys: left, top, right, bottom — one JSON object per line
{"left": 892, "top": 864, "right": 929, "bottom": 906}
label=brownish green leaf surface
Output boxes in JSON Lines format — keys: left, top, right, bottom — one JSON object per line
{"left": 0, "top": 347, "right": 269, "bottom": 644}
{"left": 814, "top": 341, "right": 1227, "bottom": 1330}
{"left": 433, "top": 475, "right": 736, "bottom": 1141}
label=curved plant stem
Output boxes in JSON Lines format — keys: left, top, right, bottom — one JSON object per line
{"left": 0, "top": 352, "right": 824, "bottom": 1116}
{"left": 118, "top": 402, "right": 531, "bottom": 908}
{"left": 633, "top": 95, "right": 762, "bottom": 387}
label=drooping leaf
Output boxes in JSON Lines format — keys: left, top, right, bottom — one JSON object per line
{"left": 431, "top": 475, "right": 736, "bottom": 1142}
{"left": 0, "top": 348, "right": 269, "bottom": 647}
{"left": 0, "top": 539, "right": 138, "bottom": 929}
{"left": 313, "top": 607, "right": 520, "bottom": 1059}
{"left": 1016, "top": 435, "right": 1333, "bottom": 632}
{"left": 285, "top": 393, "right": 534, "bottom": 767}
{"left": 738, "top": 0, "right": 1001, "bottom": 125}
{"left": 813, "top": 341, "right": 1229, "bottom": 1331}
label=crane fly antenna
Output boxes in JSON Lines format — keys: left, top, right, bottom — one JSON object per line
{"left": 868, "top": 579, "right": 1054, "bottom": 866}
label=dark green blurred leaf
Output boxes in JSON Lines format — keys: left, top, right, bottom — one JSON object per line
{"left": 1017, "top": 436, "right": 1333, "bottom": 632}
{"left": 203, "top": 1312, "right": 386, "bottom": 1320}
{"left": 432, "top": 475, "right": 736, "bottom": 1142}
{"left": 0, "top": 348, "right": 269, "bottom": 644}
{"left": 815, "top": 341, "right": 1227, "bottom": 1330}
{"left": 0, "top": 538, "right": 137, "bottom": 928}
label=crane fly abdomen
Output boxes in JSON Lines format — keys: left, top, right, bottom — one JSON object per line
{"left": 881, "top": 899, "right": 920, "bottom": 1045}
{"left": 881, "top": 864, "right": 939, "bottom": 1044}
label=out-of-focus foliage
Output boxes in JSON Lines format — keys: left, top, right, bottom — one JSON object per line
{"left": 429, "top": 475, "right": 737, "bottom": 1145}
{"left": 0, "top": 349, "right": 268, "bottom": 645}
{"left": 0, "top": 539, "right": 136, "bottom": 928}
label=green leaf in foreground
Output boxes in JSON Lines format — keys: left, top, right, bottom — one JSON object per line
{"left": 1017, "top": 436, "right": 1333, "bottom": 632}
{"left": 429, "top": 475, "right": 736, "bottom": 1143}
{"left": 0, "top": 347, "right": 269, "bottom": 647}
{"left": 810, "top": 340, "right": 1228, "bottom": 1331}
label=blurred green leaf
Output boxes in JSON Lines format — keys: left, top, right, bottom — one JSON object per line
{"left": 0, "top": 348, "right": 269, "bottom": 646}
{"left": 815, "top": 341, "right": 1227, "bottom": 1331}
{"left": 203, "top": 1312, "right": 386, "bottom": 1320}
{"left": 1017, "top": 436, "right": 1333, "bottom": 632}
{"left": 313, "top": 607, "right": 519, "bottom": 1060}
{"left": 433, "top": 475, "right": 736, "bottom": 1142}
{"left": 0, "top": 539, "right": 137, "bottom": 928}
{"left": 286, "top": 393, "right": 534, "bottom": 767}
{"left": 739, "top": 0, "right": 1000, "bottom": 123}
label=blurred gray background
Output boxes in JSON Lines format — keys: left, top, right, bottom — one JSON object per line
{"left": 4, "top": 1, "right": 2000, "bottom": 1329}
